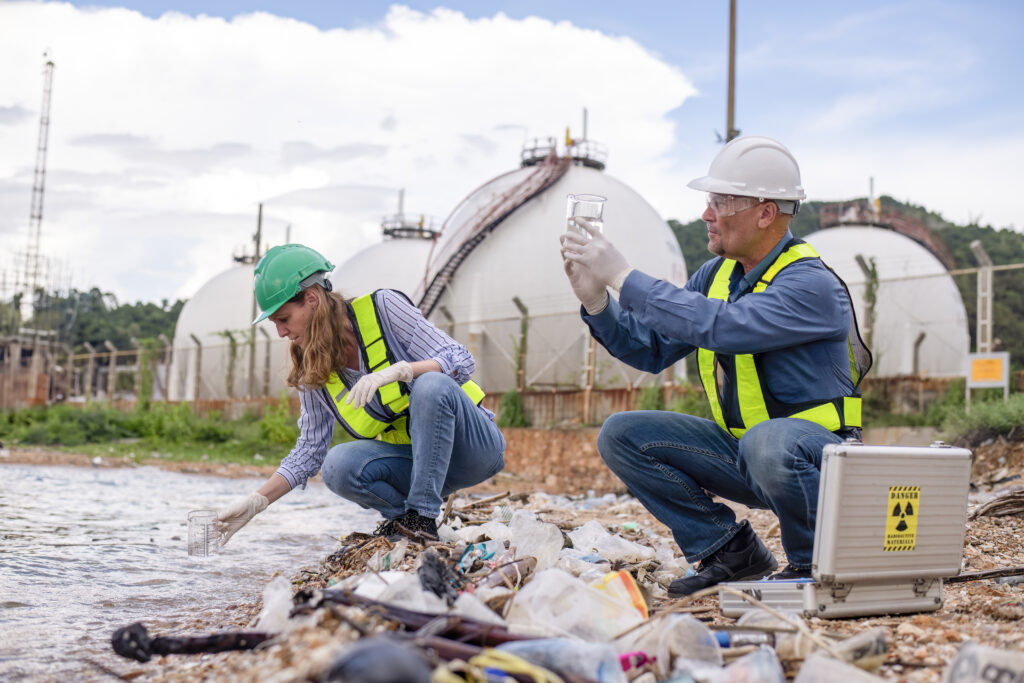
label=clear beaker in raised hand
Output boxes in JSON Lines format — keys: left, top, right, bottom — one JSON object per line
{"left": 188, "top": 509, "right": 219, "bottom": 557}
{"left": 566, "top": 194, "right": 605, "bottom": 238}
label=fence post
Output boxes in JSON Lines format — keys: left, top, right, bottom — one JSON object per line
{"left": 130, "top": 337, "right": 142, "bottom": 403}
{"left": 158, "top": 333, "right": 172, "bottom": 402}
{"left": 512, "top": 296, "right": 529, "bottom": 393}
{"left": 190, "top": 333, "right": 202, "bottom": 412}
{"left": 258, "top": 327, "right": 272, "bottom": 397}
{"left": 104, "top": 340, "right": 118, "bottom": 401}
{"left": 83, "top": 342, "right": 96, "bottom": 404}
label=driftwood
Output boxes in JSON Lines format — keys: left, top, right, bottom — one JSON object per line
{"left": 295, "top": 588, "right": 533, "bottom": 647}
{"left": 969, "top": 486, "right": 1024, "bottom": 519}
{"left": 111, "top": 622, "right": 275, "bottom": 662}
{"left": 946, "top": 565, "right": 1024, "bottom": 584}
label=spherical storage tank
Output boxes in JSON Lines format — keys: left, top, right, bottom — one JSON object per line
{"left": 803, "top": 225, "right": 969, "bottom": 377}
{"left": 415, "top": 151, "right": 688, "bottom": 392}
{"left": 331, "top": 218, "right": 437, "bottom": 299}
{"left": 168, "top": 265, "right": 291, "bottom": 401}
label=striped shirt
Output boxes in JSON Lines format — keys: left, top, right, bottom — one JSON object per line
{"left": 276, "top": 289, "right": 491, "bottom": 489}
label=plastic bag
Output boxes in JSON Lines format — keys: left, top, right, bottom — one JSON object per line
{"left": 509, "top": 510, "right": 564, "bottom": 571}
{"left": 568, "top": 520, "right": 655, "bottom": 564}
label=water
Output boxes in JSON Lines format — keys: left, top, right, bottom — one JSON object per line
{"left": 0, "top": 463, "right": 379, "bottom": 681}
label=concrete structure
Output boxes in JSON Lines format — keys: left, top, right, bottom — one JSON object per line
{"left": 804, "top": 225, "right": 969, "bottom": 377}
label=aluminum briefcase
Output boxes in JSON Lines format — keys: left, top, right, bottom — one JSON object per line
{"left": 720, "top": 441, "right": 973, "bottom": 619}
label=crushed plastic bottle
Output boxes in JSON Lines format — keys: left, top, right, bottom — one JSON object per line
{"left": 942, "top": 641, "right": 1024, "bottom": 683}
{"left": 497, "top": 638, "right": 627, "bottom": 683}
{"left": 794, "top": 651, "right": 884, "bottom": 682}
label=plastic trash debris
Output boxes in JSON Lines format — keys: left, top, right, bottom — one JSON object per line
{"left": 505, "top": 568, "right": 644, "bottom": 641}
{"left": 590, "top": 570, "right": 648, "bottom": 618}
{"left": 367, "top": 538, "right": 408, "bottom": 571}
{"left": 459, "top": 539, "right": 506, "bottom": 572}
{"left": 556, "top": 547, "right": 612, "bottom": 579}
{"left": 794, "top": 651, "right": 884, "bottom": 682}
{"left": 941, "top": 641, "right": 1024, "bottom": 683}
{"left": 718, "top": 646, "right": 786, "bottom": 683}
{"left": 833, "top": 627, "right": 890, "bottom": 672}
{"left": 323, "top": 635, "right": 432, "bottom": 683}
{"left": 417, "top": 550, "right": 461, "bottom": 605}
{"left": 478, "top": 556, "right": 537, "bottom": 589}
{"left": 436, "top": 523, "right": 461, "bottom": 543}
{"left": 615, "top": 613, "right": 721, "bottom": 679}
{"left": 253, "top": 575, "right": 293, "bottom": 632}
{"left": 568, "top": 520, "right": 655, "bottom": 564}
{"left": 457, "top": 520, "right": 514, "bottom": 544}
{"left": 376, "top": 574, "right": 447, "bottom": 613}
{"left": 451, "top": 592, "right": 506, "bottom": 625}
{"left": 497, "top": 637, "right": 627, "bottom": 683}
{"left": 347, "top": 571, "right": 408, "bottom": 600}
{"left": 509, "top": 510, "right": 564, "bottom": 571}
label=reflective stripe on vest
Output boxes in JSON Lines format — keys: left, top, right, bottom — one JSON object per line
{"left": 696, "top": 243, "right": 861, "bottom": 438}
{"left": 324, "top": 292, "right": 485, "bottom": 444}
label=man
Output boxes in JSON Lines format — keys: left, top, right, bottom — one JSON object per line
{"left": 560, "top": 135, "right": 870, "bottom": 597}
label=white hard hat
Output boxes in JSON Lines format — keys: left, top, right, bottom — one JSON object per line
{"left": 688, "top": 135, "right": 806, "bottom": 202}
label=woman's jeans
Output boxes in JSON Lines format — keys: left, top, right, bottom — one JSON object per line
{"left": 321, "top": 373, "right": 505, "bottom": 519}
{"left": 598, "top": 412, "right": 842, "bottom": 570}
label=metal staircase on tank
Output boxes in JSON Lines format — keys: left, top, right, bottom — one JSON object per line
{"left": 415, "top": 150, "right": 571, "bottom": 316}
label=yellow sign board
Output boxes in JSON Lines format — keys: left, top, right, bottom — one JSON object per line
{"left": 971, "top": 357, "right": 1005, "bottom": 383}
{"left": 884, "top": 485, "right": 920, "bottom": 552}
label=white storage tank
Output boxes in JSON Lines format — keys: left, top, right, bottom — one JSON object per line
{"left": 803, "top": 225, "right": 969, "bottom": 377}
{"left": 332, "top": 213, "right": 439, "bottom": 299}
{"left": 168, "top": 265, "right": 291, "bottom": 401}
{"left": 414, "top": 142, "right": 688, "bottom": 393}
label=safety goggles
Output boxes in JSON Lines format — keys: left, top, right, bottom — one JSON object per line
{"left": 705, "top": 193, "right": 764, "bottom": 218}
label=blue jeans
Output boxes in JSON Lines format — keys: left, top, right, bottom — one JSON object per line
{"left": 320, "top": 372, "right": 506, "bottom": 519}
{"left": 598, "top": 412, "right": 842, "bottom": 569}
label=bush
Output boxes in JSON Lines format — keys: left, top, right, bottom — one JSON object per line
{"left": 496, "top": 390, "right": 530, "bottom": 428}
{"left": 668, "top": 384, "right": 713, "bottom": 420}
{"left": 259, "top": 392, "right": 300, "bottom": 445}
{"left": 942, "top": 391, "right": 1024, "bottom": 445}
{"left": 636, "top": 386, "right": 665, "bottom": 411}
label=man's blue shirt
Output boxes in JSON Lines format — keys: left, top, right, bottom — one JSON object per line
{"left": 583, "top": 232, "right": 853, "bottom": 428}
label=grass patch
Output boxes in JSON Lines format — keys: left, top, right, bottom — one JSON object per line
{"left": 0, "top": 401, "right": 352, "bottom": 468}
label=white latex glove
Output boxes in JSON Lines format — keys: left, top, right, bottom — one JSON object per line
{"left": 559, "top": 232, "right": 608, "bottom": 314}
{"left": 345, "top": 360, "right": 414, "bottom": 409}
{"left": 217, "top": 491, "right": 269, "bottom": 546}
{"left": 562, "top": 221, "right": 633, "bottom": 291}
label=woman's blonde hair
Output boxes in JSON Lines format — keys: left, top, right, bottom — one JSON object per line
{"left": 286, "top": 284, "right": 353, "bottom": 389}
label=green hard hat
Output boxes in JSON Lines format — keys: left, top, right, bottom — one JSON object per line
{"left": 252, "top": 244, "right": 334, "bottom": 324}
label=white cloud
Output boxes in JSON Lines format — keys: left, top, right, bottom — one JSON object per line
{"left": 0, "top": 2, "right": 695, "bottom": 303}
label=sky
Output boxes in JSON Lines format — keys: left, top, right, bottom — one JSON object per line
{"left": 1, "top": 0, "right": 1021, "bottom": 305}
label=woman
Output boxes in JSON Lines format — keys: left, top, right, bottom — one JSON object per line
{"left": 216, "top": 243, "right": 505, "bottom": 545}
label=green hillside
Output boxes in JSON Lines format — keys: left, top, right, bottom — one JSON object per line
{"left": 669, "top": 197, "right": 1024, "bottom": 369}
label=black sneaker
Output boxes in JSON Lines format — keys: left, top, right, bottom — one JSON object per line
{"left": 371, "top": 517, "right": 401, "bottom": 538}
{"left": 667, "top": 520, "right": 778, "bottom": 597}
{"left": 766, "top": 565, "right": 813, "bottom": 581}
{"left": 394, "top": 510, "right": 439, "bottom": 542}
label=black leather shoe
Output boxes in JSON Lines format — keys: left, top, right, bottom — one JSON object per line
{"left": 766, "top": 565, "right": 813, "bottom": 581}
{"left": 667, "top": 520, "right": 778, "bottom": 597}
{"left": 394, "top": 510, "right": 439, "bottom": 542}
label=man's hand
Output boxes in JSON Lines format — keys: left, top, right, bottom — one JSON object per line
{"left": 562, "top": 221, "right": 633, "bottom": 291}
{"left": 217, "top": 492, "right": 269, "bottom": 546}
{"left": 560, "top": 232, "right": 608, "bottom": 314}
{"left": 345, "top": 360, "right": 414, "bottom": 409}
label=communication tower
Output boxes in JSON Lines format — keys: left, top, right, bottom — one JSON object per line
{"left": 21, "top": 54, "right": 56, "bottom": 321}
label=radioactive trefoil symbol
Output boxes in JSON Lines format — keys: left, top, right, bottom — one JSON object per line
{"left": 892, "top": 501, "right": 915, "bottom": 532}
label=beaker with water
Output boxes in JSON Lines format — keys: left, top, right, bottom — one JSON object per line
{"left": 188, "top": 509, "right": 219, "bottom": 556}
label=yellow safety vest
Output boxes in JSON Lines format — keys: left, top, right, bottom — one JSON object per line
{"left": 323, "top": 291, "right": 485, "bottom": 444}
{"left": 696, "top": 241, "right": 868, "bottom": 438}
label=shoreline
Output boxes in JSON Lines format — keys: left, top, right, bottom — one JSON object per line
{"left": 0, "top": 446, "right": 283, "bottom": 479}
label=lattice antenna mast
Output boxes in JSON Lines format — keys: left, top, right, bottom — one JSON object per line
{"left": 22, "top": 54, "right": 56, "bottom": 320}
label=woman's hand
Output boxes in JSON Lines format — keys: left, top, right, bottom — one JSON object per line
{"left": 216, "top": 492, "right": 269, "bottom": 546}
{"left": 345, "top": 360, "right": 414, "bottom": 409}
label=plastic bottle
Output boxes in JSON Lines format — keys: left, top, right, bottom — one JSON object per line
{"left": 942, "top": 641, "right": 1024, "bottom": 683}
{"left": 496, "top": 638, "right": 627, "bottom": 683}
{"left": 794, "top": 651, "right": 883, "bottom": 682}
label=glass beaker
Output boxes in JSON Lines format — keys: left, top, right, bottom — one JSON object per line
{"left": 566, "top": 194, "right": 605, "bottom": 237}
{"left": 188, "top": 509, "right": 219, "bottom": 557}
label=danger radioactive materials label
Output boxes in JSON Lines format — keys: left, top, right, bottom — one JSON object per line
{"left": 884, "top": 485, "right": 920, "bottom": 551}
